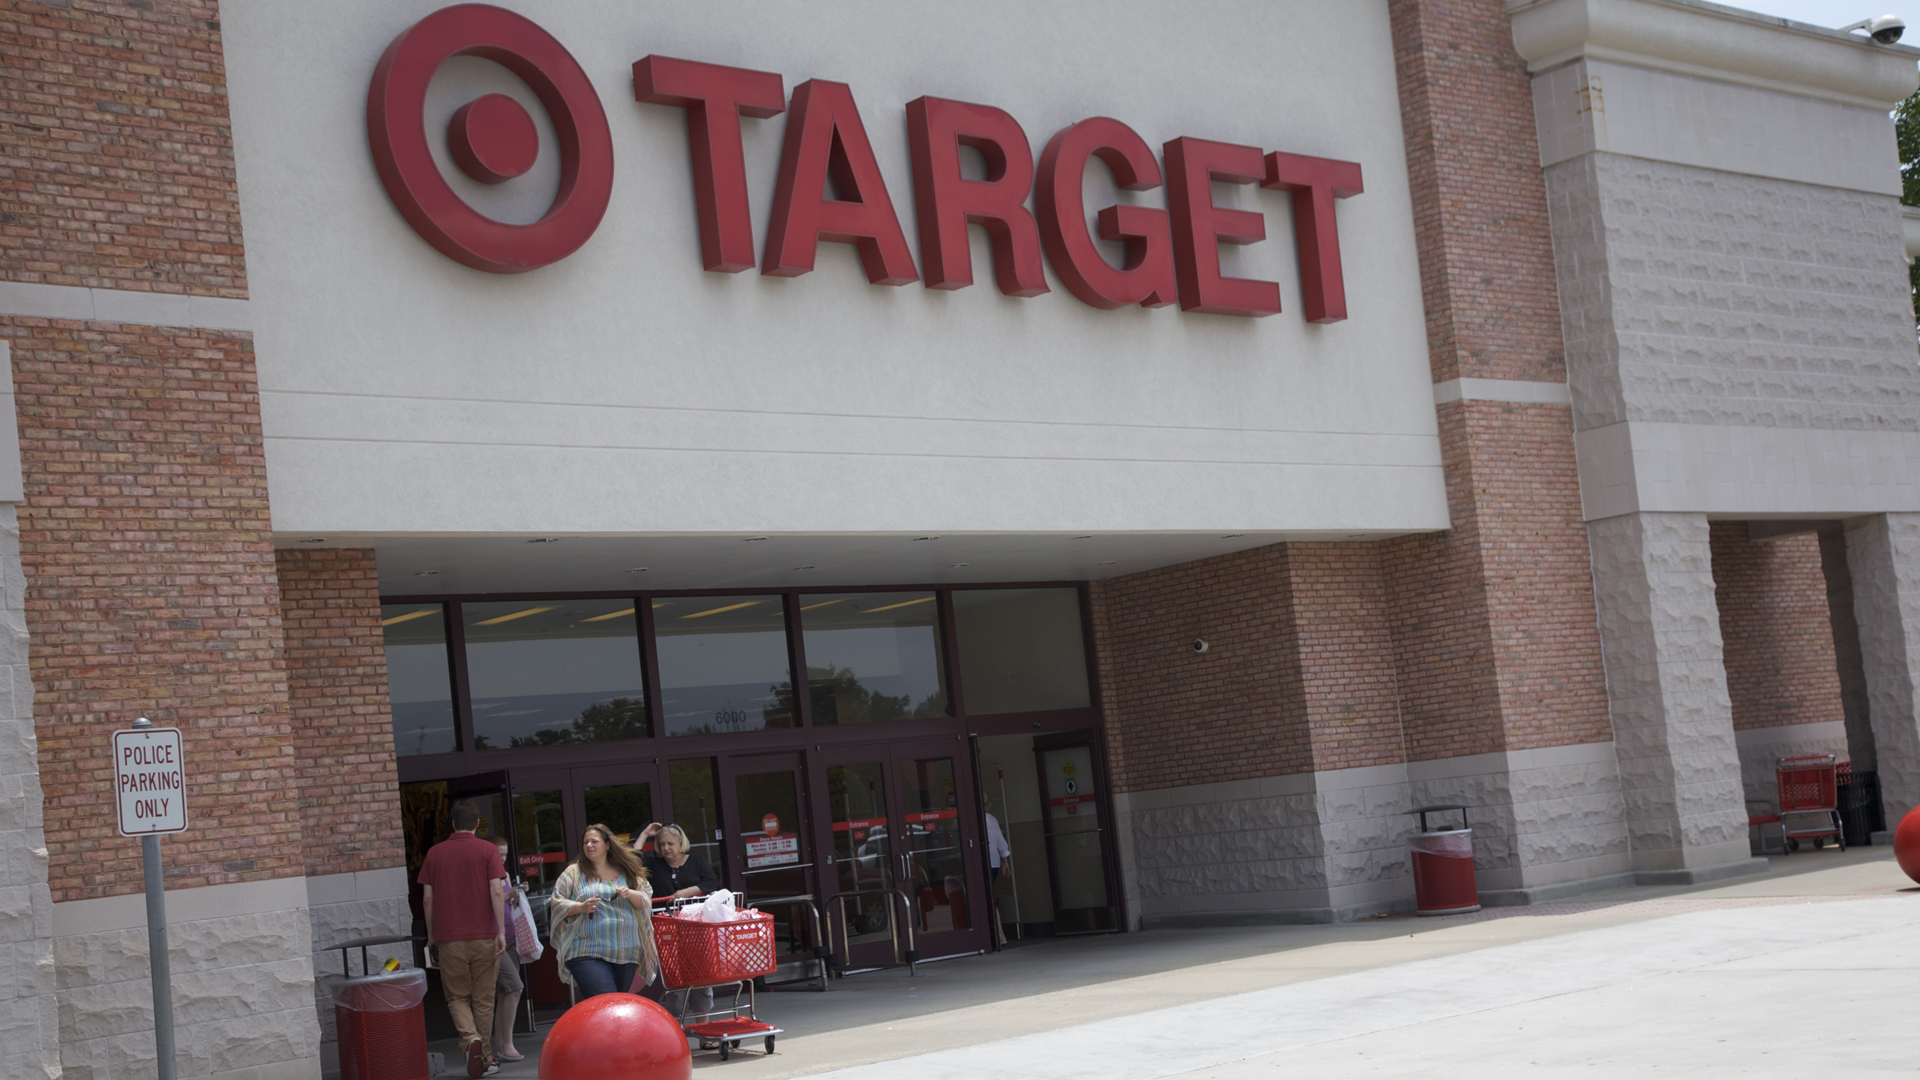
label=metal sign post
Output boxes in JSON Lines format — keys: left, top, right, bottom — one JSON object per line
{"left": 115, "top": 717, "right": 187, "bottom": 1080}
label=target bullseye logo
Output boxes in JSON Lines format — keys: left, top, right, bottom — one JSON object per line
{"left": 366, "top": 4, "right": 613, "bottom": 273}
{"left": 448, "top": 93, "right": 539, "bottom": 184}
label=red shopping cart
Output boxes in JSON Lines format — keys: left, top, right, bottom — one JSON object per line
{"left": 651, "top": 904, "right": 782, "bottom": 1061}
{"left": 1776, "top": 754, "right": 1845, "bottom": 854}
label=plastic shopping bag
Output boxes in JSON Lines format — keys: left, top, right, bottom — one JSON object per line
{"left": 695, "top": 889, "right": 739, "bottom": 923}
{"left": 509, "top": 888, "right": 544, "bottom": 961}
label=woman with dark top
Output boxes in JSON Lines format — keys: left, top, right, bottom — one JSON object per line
{"left": 634, "top": 822, "right": 725, "bottom": 1033}
{"left": 637, "top": 823, "right": 718, "bottom": 899}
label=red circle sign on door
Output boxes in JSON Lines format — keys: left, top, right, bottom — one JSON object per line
{"left": 762, "top": 814, "right": 780, "bottom": 836}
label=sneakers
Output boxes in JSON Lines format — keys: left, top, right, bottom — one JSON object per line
{"left": 482, "top": 1066, "right": 500, "bottom": 1077}
{"left": 465, "top": 1038, "right": 489, "bottom": 1078}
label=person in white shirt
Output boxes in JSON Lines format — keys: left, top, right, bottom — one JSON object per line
{"left": 982, "top": 799, "right": 1014, "bottom": 945}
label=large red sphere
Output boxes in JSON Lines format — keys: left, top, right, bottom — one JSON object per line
{"left": 539, "top": 994, "right": 689, "bottom": 1080}
{"left": 1896, "top": 806, "right": 1920, "bottom": 884}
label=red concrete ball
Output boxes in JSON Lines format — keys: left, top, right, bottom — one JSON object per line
{"left": 1896, "top": 806, "right": 1920, "bottom": 884}
{"left": 538, "top": 994, "right": 690, "bottom": 1080}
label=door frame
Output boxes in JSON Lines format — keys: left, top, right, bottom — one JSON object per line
{"left": 1032, "top": 728, "right": 1125, "bottom": 934}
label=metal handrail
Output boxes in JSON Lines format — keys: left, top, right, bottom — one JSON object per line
{"left": 743, "top": 892, "right": 829, "bottom": 992}
{"left": 826, "top": 887, "right": 920, "bottom": 978}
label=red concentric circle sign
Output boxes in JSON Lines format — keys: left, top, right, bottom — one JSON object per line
{"left": 367, "top": 4, "right": 614, "bottom": 273}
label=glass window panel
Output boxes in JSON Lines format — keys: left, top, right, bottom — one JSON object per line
{"left": 800, "top": 592, "right": 949, "bottom": 725}
{"left": 510, "top": 788, "right": 567, "bottom": 937}
{"left": 653, "top": 595, "right": 794, "bottom": 736}
{"left": 382, "top": 605, "right": 456, "bottom": 756}
{"left": 464, "top": 599, "right": 648, "bottom": 749}
{"left": 951, "top": 589, "right": 1092, "bottom": 715}
{"left": 670, "top": 758, "right": 724, "bottom": 874}
{"left": 584, "top": 782, "right": 653, "bottom": 851}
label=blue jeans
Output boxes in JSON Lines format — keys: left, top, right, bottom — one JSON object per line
{"left": 566, "top": 957, "right": 637, "bottom": 999}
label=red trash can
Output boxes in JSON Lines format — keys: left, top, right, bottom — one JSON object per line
{"left": 334, "top": 968, "right": 430, "bottom": 1080}
{"left": 1409, "top": 805, "right": 1480, "bottom": 916}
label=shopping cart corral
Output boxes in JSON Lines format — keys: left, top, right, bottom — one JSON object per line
{"left": 653, "top": 901, "right": 783, "bottom": 1061}
{"left": 1776, "top": 754, "right": 1845, "bottom": 854}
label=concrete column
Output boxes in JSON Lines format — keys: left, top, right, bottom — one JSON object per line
{"left": 0, "top": 503, "right": 56, "bottom": 1080}
{"left": 0, "top": 340, "right": 57, "bottom": 1080}
{"left": 1843, "top": 513, "right": 1920, "bottom": 830}
{"left": 1587, "top": 512, "right": 1762, "bottom": 882}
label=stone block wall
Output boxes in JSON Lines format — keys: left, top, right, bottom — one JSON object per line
{"left": 1587, "top": 512, "right": 1751, "bottom": 878}
{"left": 0, "top": 500, "right": 57, "bottom": 1080}
{"left": 1843, "top": 513, "right": 1920, "bottom": 826}
{"left": 53, "top": 880, "right": 319, "bottom": 1080}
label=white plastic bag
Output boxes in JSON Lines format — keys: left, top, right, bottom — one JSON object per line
{"left": 509, "top": 888, "right": 544, "bottom": 962}
{"left": 695, "top": 889, "right": 739, "bottom": 923}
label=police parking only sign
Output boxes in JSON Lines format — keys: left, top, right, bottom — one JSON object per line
{"left": 113, "top": 725, "right": 187, "bottom": 836}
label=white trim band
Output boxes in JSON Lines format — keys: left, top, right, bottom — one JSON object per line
{"left": 1433, "top": 378, "right": 1573, "bottom": 406}
{"left": 0, "top": 281, "right": 251, "bottom": 331}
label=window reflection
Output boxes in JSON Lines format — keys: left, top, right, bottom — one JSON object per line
{"left": 951, "top": 589, "right": 1092, "bottom": 715}
{"left": 464, "top": 599, "right": 648, "bottom": 749}
{"left": 653, "top": 595, "right": 794, "bottom": 736}
{"left": 800, "top": 593, "right": 949, "bottom": 725}
{"left": 382, "top": 604, "right": 456, "bottom": 756}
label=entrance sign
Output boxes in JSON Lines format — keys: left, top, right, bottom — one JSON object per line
{"left": 114, "top": 724, "right": 187, "bottom": 836}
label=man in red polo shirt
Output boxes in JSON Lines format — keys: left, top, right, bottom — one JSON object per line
{"left": 419, "top": 800, "right": 507, "bottom": 1078}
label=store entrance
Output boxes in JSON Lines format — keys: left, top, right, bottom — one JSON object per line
{"left": 817, "top": 738, "right": 989, "bottom": 967}
{"left": 718, "top": 752, "right": 820, "bottom": 964}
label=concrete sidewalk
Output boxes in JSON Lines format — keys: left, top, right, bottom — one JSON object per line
{"left": 446, "top": 847, "right": 1917, "bottom": 1078}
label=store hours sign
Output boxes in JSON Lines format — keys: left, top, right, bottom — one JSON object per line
{"left": 114, "top": 725, "right": 188, "bottom": 836}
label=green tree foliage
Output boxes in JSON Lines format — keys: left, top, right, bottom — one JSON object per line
{"left": 1898, "top": 90, "right": 1920, "bottom": 330}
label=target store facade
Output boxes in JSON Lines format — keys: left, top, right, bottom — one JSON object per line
{"left": 5, "top": 1, "right": 1920, "bottom": 1077}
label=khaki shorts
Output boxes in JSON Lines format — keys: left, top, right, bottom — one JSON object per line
{"left": 495, "top": 948, "right": 523, "bottom": 994}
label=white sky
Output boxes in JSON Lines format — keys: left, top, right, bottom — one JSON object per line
{"left": 1728, "top": 0, "right": 1907, "bottom": 29}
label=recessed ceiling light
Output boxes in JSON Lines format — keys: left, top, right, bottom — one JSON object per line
{"left": 413, "top": 571, "right": 440, "bottom": 576}
{"left": 528, "top": 537, "right": 561, "bottom": 544}
{"left": 743, "top": 536, "right": 769, "bottom": 542}
{"left": 1099, "top": 560, "right": 1116, "bottom": 565}
{"left": 949, "top": 562, "right": 970, "bottom": 568}
{"left": 795, "top": 565, "right": 816, "bottom": 570}
{"left": 299, "top": 538, "right": 325, "bottom": 544}
{"left": 1071, "top": 535, "right": 1093, "bottom": 540}
{"left": 912, "top": 536, "right": 939, "bottom": 542}
{"left": 625, "top": 567, "right": 648, "bottom": 573}
{"left": 1220, "top": 534, "right": 1245, "bottom": 539}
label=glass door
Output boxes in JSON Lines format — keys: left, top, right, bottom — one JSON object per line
{"left": 896, "top": 746, "right": 984, "bottom": 957}
{"left": 1035, "top": 735, "right": 1119, "bottom": 933}
{"left": 720, "top": 752, "right": 818, "bottom": 959}
{"left": 814, "top": 738, "right": 989, "bottom": 963}
{"left": 817, "top": 752, "right": 898, "bottom": 969}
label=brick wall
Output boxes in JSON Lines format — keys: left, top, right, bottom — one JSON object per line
{"left": 0, "top": 0, "right": 245, "bottom": 296}
{"left": 1388, "top": 0, "right": 1564, "bottom": 384}
{"left": 6, "top": 317, "right": 292, "bottom": 902}
{"left": 0, "top": 1, "right": 288, "bottom": 903}
{"left": 1709, "top": 523, "right": 1846, "bottom": 732}
{"left": 276, "top": 548, "right": 403, "bottom": 877}
{"left": 1090, "top": 541, "right": 1403, "bottom": 795}
{"left": 1384, "top": 0, "right": 1612, "bottom": 762}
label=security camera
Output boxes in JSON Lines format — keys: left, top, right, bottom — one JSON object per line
{"left": 1191, "top": 638, "right": 1209, "bottom": 654}
{"left": 1840, "top": 14, "right": 1905, "bottom": 43}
